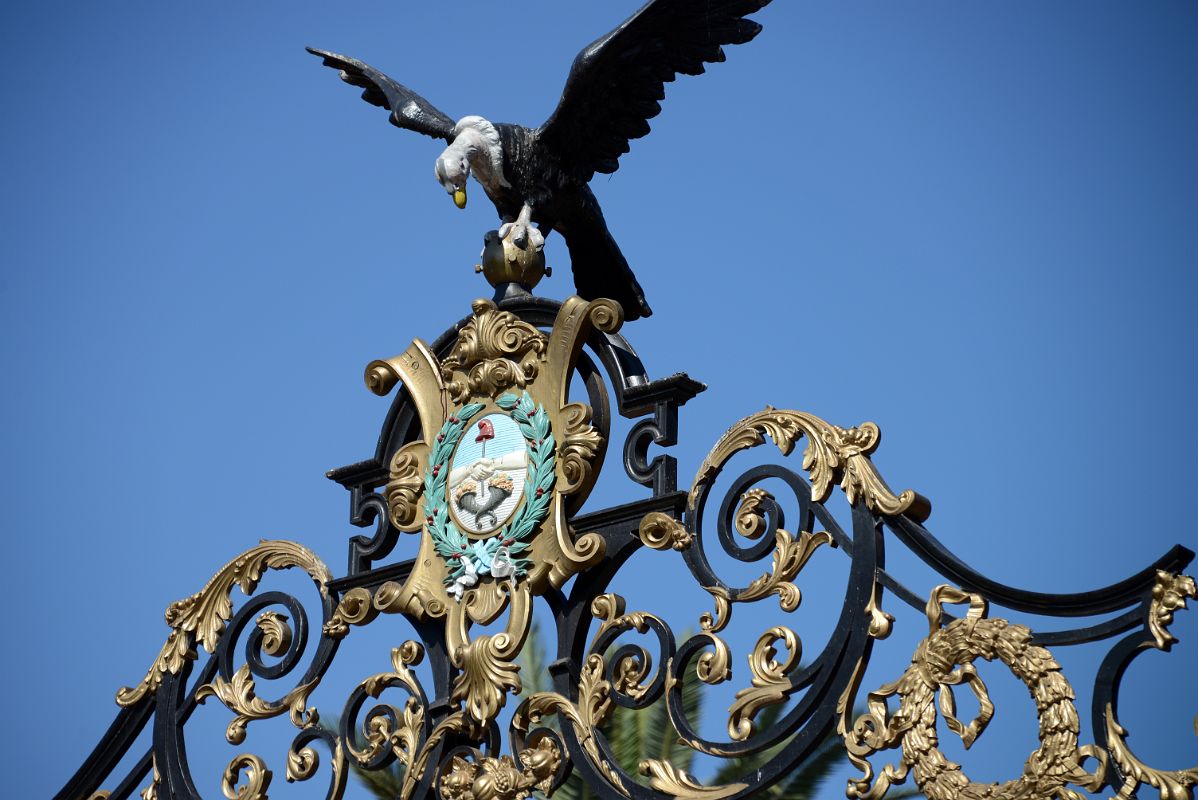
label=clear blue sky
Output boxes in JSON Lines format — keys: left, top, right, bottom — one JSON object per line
{"left": 2, "top": 2, "right": 1196, "bottom": 798}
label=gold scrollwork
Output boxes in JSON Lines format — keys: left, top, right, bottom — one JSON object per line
{"left": 1103, "top": 570, "right": 1197, "bottom": 800}
{"left": 727, "top": 626, "right": 802, "bottom": 741}
{"left": 689, "top": 407, "right": 930, "bottom": 522}
{"left": 510, "top": 594, "right": 659, "bottom": 797}
{"left": 386, "top": 441, "right": 429, "bottom": 531}
{"left": 737, "top": 526, "right": 833, "bottom": 614}
{"left": 445, "top": 583, "right": 532, "bottom": 726}
{"left": 558, "top": 401, "right": 604, "bottom": 495}
{"left": 1105, "top": 704, "right": 1197, "bottom": 800}
{"left": 514, "top": 653, "right": 628, "bottom": 796}
{"left": 439, "top": 738, "right": 561, "bottom": 800}
{"left": 256, "top": 610, "right": 292, "bottom": 656}
{"left": 734, "top": 488, "right": 770, "bottom": 539}
{"left": 117, "top": 540, "right": 342, "bottom": 708}
{"left": 221, "top": 753, "right": 272, "bottom": 800}
{"left": 196, "top": 665, "right": 319, "bottom": 744}
{"left": 638, "top": 512, "right": 692, "bottom": 551}
{"left": 638, "top": 758, "right": 747, "bottom": 799}
{"left": 325, "top": 585, "right": 378, "bottom": 638}
{"left": 1149, "top": 570, "right": 1197, "bottom": 650}
{"left": 694, "top": 491, "right": 833, "bottom": 634}
{"left": 402, "top": 711, "right": 480, "bottom": 800}
{"left": 441, "top": 298, "right": 548, "bottom": 403}
{"left": 347, "top": 641, "right": 427, "bottom": 767}
{"left": 842, "top": 585, "right": 1106, "bottom": 800}
{"left": 286, "top": 725, "right": 347, "bottom": 798}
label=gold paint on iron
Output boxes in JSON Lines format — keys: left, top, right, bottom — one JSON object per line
{"left": 693, "top": 491, "right": 833, "bottom": 634}
{"left": 370, "top": 297, "right": 615, "bottom": 628}
{"left": 325, "top": 585, "right": 377, "bottom": 637}
{"left": 255, "top": 610, "right": 293, "bottom": 656}
{"left": 558, "top": 401, "right": 605, "bottom": 496}
{"left": 734, "top": 487, "right": 771, "bottom": 539}
{"left": 638, "top": 758, "right": 747, "bottom": 799}
{"left": 695, "top": 633, "right": 733, "bottom": 686}
{"left": 221, "top": 753, "right": 272, "bottom": 800}
{"left": 737, "top": 527, "right": 833, "bottom": 612}
{"left": 1105, "top": 704, "right": 1197, "bottom": 800}
{"left": 864, "top": 578, "right": 894, "bottom": 640}
{"left": 386, "top": 441, "right": 429, "bottom": 531}
{"left": 141, "top": 755, "right": 161, "bottom": 800}
{"left": 399, "top": 711, "right": 480, "bottom": 800}
{"left": 689, "top": 407, "right": 930, "bottom": 522}
{"left": 439, "top": 738, "right": 562, "bottom": 800}
{"left": 440, "top": 299, "right": 548, "bottom": 404}
{"left": 1149, "top": 570, "right": 1197, "bottom": 650}
{"left": 638, "top": 511, "right": 692, "bottom": 551}
{"left": 447, "top": 582, "right": 532, "bottom": 725}
{"left": 196, "top": 665, "right": 319, "bottom": 744}
{"left": 117, "top": 539, "right": 341, "bottom": 707}
{"left": 286, "top": 722, "right": 348, "bottom": 797}
{"left": 842, "top": 585, "right": 1106, "bottom": 800}
{"left": 514, "top": 652, "right": 629, "bottom": 796}
{"left": 509, "top": 593, "right": 666, "bottom": 797}
{"left": 358, "top": 298, "right": 619, "bottom": 730}
{"left": 1103, "top": 570, "right": 1197, "bottom": 800}
{"left": 727, "top": 626, "right": 803, "bottom": 741}
{"left": 345, "top": 642, "right": 427, "bottom": 767}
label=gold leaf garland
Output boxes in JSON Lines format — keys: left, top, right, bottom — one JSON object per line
{"left": 842, "top": 585, "right": 1107, "bottom": 800}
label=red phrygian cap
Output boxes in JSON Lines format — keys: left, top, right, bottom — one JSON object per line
{"left": 475, "top": 419, "right": 495, "bottom": 443}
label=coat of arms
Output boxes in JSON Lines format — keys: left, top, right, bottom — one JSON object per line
{"left": 339, "top": 295, "right": 616, "bottom": 724}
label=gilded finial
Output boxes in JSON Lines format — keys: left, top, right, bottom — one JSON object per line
{"left": 476, "top": 228, "right": 549, "bottom": 292}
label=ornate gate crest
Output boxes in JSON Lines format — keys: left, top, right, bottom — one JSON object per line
{"left": 348, "top": 296, "right": 621, "bottom": 726}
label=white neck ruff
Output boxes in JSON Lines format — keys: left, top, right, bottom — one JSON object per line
{"left": 451, "top": 116, "right": 510, "bottom": 191}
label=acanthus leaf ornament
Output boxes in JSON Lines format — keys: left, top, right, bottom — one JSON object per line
{"left": 1103, "top": 570, "right": 1198, "bottom": 800}
{"left": 689, "top": 407, "right": 930, "bottom": 522}
{"left": 727, "top": 626, "right": 803, "bottom": 742}
{"left": 440, "top": 299, "right": 548, "bottom": 404}
{"left": 221, "top": 753, "right": 272, "bottom": 800}
{"left": 637, "top": 758, "right": 746, "bottom": 799}
{"left": 116, "top": 540, "right": 341, "bottom": 708}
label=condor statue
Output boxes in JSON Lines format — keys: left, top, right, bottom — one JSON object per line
{"left": 308, "top": 0, "right": 773, "bottom": 321}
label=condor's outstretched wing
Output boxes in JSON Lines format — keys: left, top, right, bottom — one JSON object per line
{"left": 537, "top": 0, "right": 771, "bottom": 182}
{"left": 307, "top": 47, "right": 456, "bottom": 142}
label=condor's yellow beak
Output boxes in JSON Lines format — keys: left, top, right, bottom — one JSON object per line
{"left": 453, "top": 188, "right": 467, "bottom": 209}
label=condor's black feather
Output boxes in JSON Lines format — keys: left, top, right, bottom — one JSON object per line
{"left": 309, "top": 0, "right": 772, "bottom": 321}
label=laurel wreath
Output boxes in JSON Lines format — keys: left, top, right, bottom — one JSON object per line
{"left": 424, "top": 391, "right": 555, "bottom": 588}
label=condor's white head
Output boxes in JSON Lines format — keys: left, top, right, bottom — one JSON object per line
{"left": 434, "top": 116, "right": 509, "bottom": 210}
